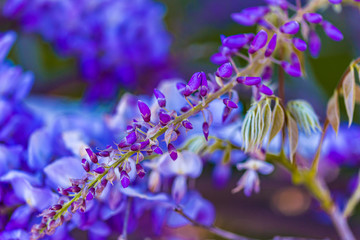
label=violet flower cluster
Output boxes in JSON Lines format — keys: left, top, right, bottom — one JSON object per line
{"left": 2, "top": 0, "right": 172, "bottom": 100}
{"left": 1, "top": 1, "right": 360, "bottom": 240}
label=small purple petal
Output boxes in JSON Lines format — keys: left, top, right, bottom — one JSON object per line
{"left": 168, "top": 143, "right": 178, "bottom": 161}
{"left": 130, "top": 143, "right": 141, "bottom": 151}
{"left": 126, "top": 131, "right": 137, "bottom": 145}
{"left": 151, "top": 145, "right": 163, "bottom": 155}
{"left": 243, "top": 77, "right": 262, "bottom": 86}
{"left": 86, "top": 148, "right": 98, "bottom": 164}
{"left": 140, "top": 139, "right": 150, "bottom": 149}
{"left": 322, "top": 21, "right": 344, "bottom": 41}
{"left": 264, "top": 34, "right": 277, "bottom": 57}
{"left": 86, "top": 188, "right": 95, "bottom": 201}
{"left": 81, "top": 158, "right": 90, "bottom": 172}
{"left": 309, "top": 30, "right": 321, "bottom": 58}
{"left": 188, "top": 72, "right": 202, "bottom": 92}
{"left": 222, "top": 106, "right": 231, "bottom": 123}
{"left": 231, "top": 7, "right": 269, "bottom": 26}
{"left": 138, "top": 100, "right": 151, "bottom": 122}
{"left": 222, "top": 34, "right": 249, "bottom": 49}
{"left": 262, "top": 66, "right": 272, "bottom": 81}
{"left": 216, "top": 62, "right": 233, "bottom": 78}
{"left": 280, "top": 21, "right": 299, "bottom": 35}
{"left": 136, "top": 164, "right": 146, "bottom": 179}
{"left": 154, "top": 89, "right": 166, "bottom": 108}
{"left": 159, "top": 111, "right": 171, "bottom": 126}
{"left": 258, "top": 85, "right": 273, "bottom": 95}
{"left": 281, "top": 61, "right": 302, "bottom": 77}
{"left": 182, "top": 120, "right": 193, "bottom": 130}
{"left": 292, "top": 38, "right": 307, "bottom": 51}
{"left": 210, "top": 52, "right": 228, "bottom": 65}
{"left": 303, "top": 13, "right": 323, "bottom": 24}
{"left": 199, "top": 72, "right": 208, "bottom": 97}
{"left": 202, "top": 122, "right": 209, "bottom": 141}
{"left": 94, "top": 167, "right": 105, "bottom": 174}
{"left": 223, "top": 98, "right": 238, "bottom": 109}
{"left": 120, "top": 171, "right": 130, "bottom": 188}
{"left": 249, "top": 30, "right": 268, "bottom": 54}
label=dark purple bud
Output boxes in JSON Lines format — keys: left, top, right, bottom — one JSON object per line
{"left": 86, "top": 148, "right": 98, "bottom": 163}
{"left": 264, "top": 33, "right": 277, "bottom": 57}
{"left": 292, "top": 38, "right": 307, "bottom": 51}
{"left": 210, "top": 52, "right": 228, "bottom": 65}
{"left": 281, "top": 61, "right": 302, "bottom": 77}
{"left": 159, "top": 111, "right": 171, "bottom": 126}
{"left": 222, "top": 34, "right": 249, "bottom": 48}
{"left": 151, "top": 145, "right": 163, "bottom": 155}
{"left": 126, "top": 131, "right": 137, "bottom": 145}
{"left": 259, "top": 84, "right": 273, "bottom": 95}
{"left": 280, "top": 21, "right": 299, "bottom": 35}
{"left": 130, "top": 143, "right": 141, "bottom": 151}
{"left": 202, "top": 122, "right": 209, "bottom": 141}
{"left": 180, "top": 106, "right": 190, "bottom": 112}
{"left": 94, "top": 167, "right": 105, "bottom": 174}
{"left": 199, "top": 72, "right": 208, "bottom": 97}
{"left": 223, "top": 98, "right": 238, "bottom": 109}
{"left": 328, "top": 0, "right": 342, "bottom": 4}
{"left": 168, "top": 143, "right": 178, "bottom": 161}
{"left": 231, "top": 7, "right": 269, "bottom": 26}
{"left": 321, "top": 21, "right": 343, "bottom": 41}
{"left": 176, "top": 82, "right": 192, "bottom": 96}
{"left": 153, "top": 89, "right": 166, "bottom": 108}
{"left": 140, "top": 139, "right": 150, "bottom": 149}
{"left": 67, "top": 185, "right": 81, "bottom": 193}
{"left": 249, "top": 30, "right": 268, "bottom": 54}
{"left": 136, "top": 164, "right": 146, "bottom": 179}
{"left": 81, "top": 158, "right": 90, "bottom": 172}
{"left": 262, "top": 66, "right": 272, "bottom": 81}
{"left": 309, "top": 30, "right": 321, "bottom": 58}
{"left": 182, "top": 120, "right": 193, "bottom": 130}
{"left": 236, "top": 76, "right": 245, "bottom": 84}
{"left": 120, "top": 170, "right": 130, "bottom": 188}
{"left": 222, "top": 107, "right": 231, "bottom": 123}
{"left": 138, "top": 100, "right": 151, "bottom": 122}
{"left": 303, "top": 13, "right": 323, "bottom": 24}
{"left": 98, "top": 151, "right": 110, "bottom": 157}
{"left": 188, "top": 72, "right": 203, "bottom": 92}
{"left": 243, "top": 77, "right": 262, "bottom": 86}
{"left": 216, "top": 62, "right": 233, "bottom": 78}
{"left": 290, "top": 53, "right": 301, "bottom": 69}
{"left": 86, "top": 188, "right": 95, "bottom": 201}
{"left": 118, "top": 139, "right": 128, "bottom": 149}
{"left": 50, "top": 204, "right": 62, "bottom": 211}
{"left": 57, "top": 187, "right": 69, "bottom": 196}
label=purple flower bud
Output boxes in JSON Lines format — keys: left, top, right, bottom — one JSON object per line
{"left": 50, "top": 204, "right": 62, "bottom": 211}
{"left": 262, "top": 66, "right": 272, "bottom": 81}
{"left": 222, "top": 34, "right": 249, "bottom": 49}
{"left": 303, "top": 13, "right": 323, "bottom": 24}
{"left": 130, "top": 143, "right": 141, "bottom": 151}
{"left": 222, "top": 107, "right": 231, "bottom": 123}
{"left": 265, "top": 0, "right": 288, "bottom": 10}
{"left": 86, "top": 148, "right": 98, "bottom": 163}
{"left": 159, "top": 111, "right": 171, "bottom": 126}
{"left": 81, "top": 158, "right": 90, "bottom": 172}
{"left": 188, "top": 72, "right": 202, "bottom": 92}
{"left": 120, "top": 170, "right": 130, "bottom": 188}
{"left": 249, "top": 30, "right": 268, "bottom": 54}
{"left": 86, "top": 188, "right": 95, "bottom": 201}
{"left": 280, "top": 21, "right": 299, "bottom": 35}
{"left": 281, "top": 61, "right": 302, "bottom": 77}
{"left": 328, "top": 0, "right": 342, "bottom": 4}
{"left": 98, "top": 151, "right": 110, "bottom": 157}
{"left": 223, "top": 98, "right": 238, "bottom": 109}
{"left": 181, "top": 106, "right": 190, "bottom": 112}
{"left": 259, "top": 84, "right": 273, "bottom": 95}
{"left": 57, "top": 187, "right": 69, "bottom": 196}
{"left": 67, "top": 185, "right": 81, "bottom": 193}
{"left": 236, "top": 76, "right": 245, "bottom": 84}
{"left": 292, "top": 38, "right": 307, "bottom": 51}
{"left": 138, "top": 100, "right": 151, "bottom": 122}
{"left": 126, "top": 131, "right": 137, "bottom": 145}
{"left": 94, "top": 166, "right": 105, "bottom": 174}
{"left": 176, "top": 82, "right": 192, "bottom": 97}
{"left": 264, "top": 33, "right": 277, "bottom": 57}
{"left": 118, "top": 139, "right": 128, "bottom": 149}
{"left": 199, "top": 72, "right": 208, "bottom": 97}
{"left": 210, "top": 52, "right": 228, "bottom": 65}
{"left": 216, "top": 62, "right": 233, "bottom": 78}
{"left": 136, "top": 164, "right": 146, "bottom": 179}
{"left": 168, "top": 143, "right": 178, "bottom": 161}
{"left": 309, "top": 30, "right": 321, "bottom": 58}
{"left": 151, "top": 145, "right": 163, "bottom": 155}
{"left": 182, "top": 120, "right": 193, "bottom": 130}
{"left": 231, "top": 7, "right": 269, "bottom": 26}
{"left": 202, "top": 122, "right": 209, "bottom": 141}
{"left": 321, "top": 21, "right": 343, "bottom": 41}
{"left": 140, "top": 139, "right": 150, "bottom": 149}
{"left": 243, "top": 77, "right": 262, "bottom": 86}
{"left": 154, "top": 89, "right": 166, "bottom": 108}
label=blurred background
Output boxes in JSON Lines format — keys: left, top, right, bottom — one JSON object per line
{"left": 1, "top": 0, "right": 360, "bottom": 239}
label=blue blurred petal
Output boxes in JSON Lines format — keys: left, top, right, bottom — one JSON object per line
{"left": 28, "top": 128, "right": 53, "bottom": 170}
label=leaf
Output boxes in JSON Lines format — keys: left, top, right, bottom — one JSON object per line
{"left": 342, "top": 66, "right": 356, "bottom": 126}
{"left": 326, "top": 90, "right": 340, "bottom": 135}
{"left": 269, "top": 99, "right": 285, "bottom": 144}
{"left": 286, "top": 112, "right": 298, "bottom": 163}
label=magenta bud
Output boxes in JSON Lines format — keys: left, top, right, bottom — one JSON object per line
{"left": 136, "top": 164, "right": 146, "bottom": 179}
{"left": 292, "top": 38, "right": 307, "bottom": 51}
{"left": 168, "top": 143, "right": 178, "bottom": 161}
{"left": 216, "top": 62, "right": 233, "bottom": 78}
{"left": 81, "top": 158, "right": 90, "bottom": 172}
{"left": 249, "top": 30, "right": 268, "bottom": 54}
{"left": 140, "top": 139, "right": 150, "bottom": 149}
{"left": 98, "top": 151, "right": 110, "bottom": 157}
{"left": 236, "top": 76, "right": 245, "bottom": 84}
{"left": 264, "top": 33, "right": 277, "bottom": 57}
{"left": 86, "top": 148, "right": 98, "bottom": 163}
{"left": 210, "top": 52, "right": 228, "bottom": 65}
{"left": 159, "top": 111, "right": 171, "bottom": 126}
{"left": 50, "top": 204, "right": 62, "bottom": 210}
{"left": 243, "top": 76, "right": 261, "bottom": 86}
{"left": 199, "top": 72, "right": 208, "bottom": 97}
{"left": 188, "top": 72, "right": 202, "bottom": 92}
{"left": 126, "top": 131, "right": 137, "bottom": 145}
{"left": 223, "top": 98, "right": 238, "bottom": 109}
{"left": 222, "top": 34, "right": 249, "bottom": 49}
{"left": 303, "top": 13, "right": 323, "bottom": 24}
{"left": 176, "top": 82, "right": 192, "bottom": 96}
{"left": 120, "top": 170, "right": 130, "bottom": 188}
{"left": 321, "top": 21, "right": 343, "bottom": 42}
{"left": 57, "top": 187, "right": 69, "bottom": 196}
{"left": 130, "top": 143, "right": 141, "bottom": 151}
{"left": 86, "top": 188, "right": 95, "bottom": 201}
{"left": 280, "top": 21, "right": 299, "bottom": 35}
{"left": 281, "top": 61, "right": 302, "bottom": 77}
{"left": 259, "top": 84, "right": 273, "bottom": 95}
{"left": 151, "top": 145, "right": 163, "bottom": 155}
{"left": 182, "top": 120, "right": 193, "bottom": 130}
{"left": 154, "top": 88, "right": 166, "bottom": 108}
{"left": 202, "top": 122, "right": 209, "bottom": 141}
{"left": 138, "top": 100, "right": 151, "bottom": 122}
{"left": 94, "top": 166, "right": 105, "bottom": 174}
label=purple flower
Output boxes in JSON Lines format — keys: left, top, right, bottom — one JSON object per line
{"left": 259, "top": 84, "right": 273, "bottom": 96}
{"left": 151, "top": 145, "right": 163, "bottom": 155}
{"left": 222, "top": 34, "right": 249, "bottom": 49}
{"left": 81, "top": 158, "right": 90, "bottom": 172}
{"left": 210, "top": 52, "right": 228, "bottom": 65}
{"left": 159, "top": 111, "right": 171, "bottom": 126}
{"left": 86, "top": 148, "right": 98, "bottom": 164}
{"left": 309, "top": 30, "right": 321, "bottom": 58}
{"left": 94, "top": 166, "right": 105, "bottom": 174}
{"left": 264, "top": 33, "right": 277, "bottom": 57}
{"left": 243, "top": 77, "right": 262, "bottom": 86}
{"left": 138, "top": 100, "right": 151, "bottom": 122}
{"left": 280, "top": 21, "right": 300, "bottom": 35}
{"left": 168, "top": 143, "right": 178, "bottom": 161}
{"left": 154, "top": 89, "right": 166, "bottom": 108}
{"left": 223, "top": 98, "right": 238, "bottom": 109}
{"left": 120, "top": 170, "right": 130, "bottom": 188}
{"left": 292, "top": 38, "right": 308, "bottom": 51}
{"left": 182, "top": 120, "right": 193, "bottom": 130}
{"left": 303, "top": 13, "right": 323, "bottom": 24}
{"left": 202, "top": 122, "right": 209, "bottom": 141}
{"left": 188, "top": 72, "right": 202, "bottom": 92}
{"left": 232, "top": 159, "right": 274, "bottom": 196}
{"left": 321, "top": 21, "right": 344, "bottom": 41}
{"left": 231, "top": 7, "right": 269, "bottom": 26}
{"left": 216, "top": 62, "right": 233, "bottom": 78}
{"left": 249, "top": 30, "right": 268, "bottom": 54}
{"left": 199, "top": 72, "right": 209, "bottom": 97}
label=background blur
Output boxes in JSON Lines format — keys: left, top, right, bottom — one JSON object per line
{"left": 1, "top": 0, "right": 360, "bottom": 239}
